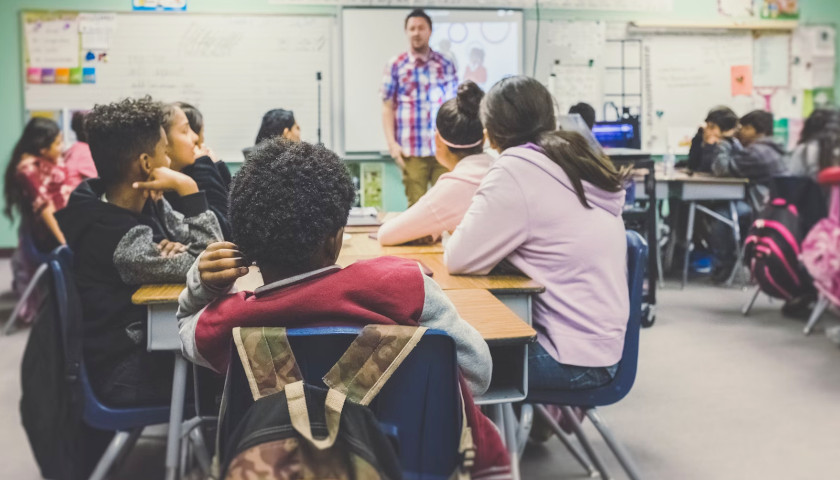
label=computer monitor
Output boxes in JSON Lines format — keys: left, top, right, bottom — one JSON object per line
{"left": 593, "top": 120, "right": 641, "bottom": 149}
{"left": 556, "top": 114, "right": 603, "bottom": 153}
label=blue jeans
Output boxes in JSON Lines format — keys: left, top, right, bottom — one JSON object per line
{"left": 528, "top": 341, "right": 618, "bottom": 391}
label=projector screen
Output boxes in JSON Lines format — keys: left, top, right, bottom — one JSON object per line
{"left": 342, "top": 8, "right": 523, "bottom": 153}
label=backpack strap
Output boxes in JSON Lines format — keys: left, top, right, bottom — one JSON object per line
{"left": 323, "top": 325, "right": 428, "bottom": 406}
{"left": 232, "top": 326, "right": 303, "bottom": 401}
{"left": 285, "top": 380, "right": 346, "bottom": 451}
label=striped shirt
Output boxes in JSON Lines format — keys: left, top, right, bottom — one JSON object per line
{"left": 381, "top": 49, "right": 458, "bottom": 157}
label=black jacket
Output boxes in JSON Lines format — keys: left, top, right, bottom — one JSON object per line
{"left": 165, "top": 156, "right": 232, "bottom": 239}
{"left": 55, "top": 179, "right": 222, "bottom": 386}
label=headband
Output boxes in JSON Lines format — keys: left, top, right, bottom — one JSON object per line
{"left": 436, "top": 129, "right": 484, "bottom": 149}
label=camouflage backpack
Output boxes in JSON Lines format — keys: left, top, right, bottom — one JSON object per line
{"left": 217, "top": 325, "right": 474, "bottom": 480}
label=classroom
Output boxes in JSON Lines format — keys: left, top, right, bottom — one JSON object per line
{"left": 1, "top": 0, "right": 839, "bottom": 478}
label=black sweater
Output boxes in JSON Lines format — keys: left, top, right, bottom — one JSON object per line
{"left": 56, "top": 179, "right": 222, "bottom": 385}
{"left": 165, "top": 156, "right": 232, "bottom": 240}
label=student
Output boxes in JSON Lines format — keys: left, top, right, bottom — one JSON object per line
{"left": 4, "top": 117, "right": 70, "bottom": 250}
{"left": 713, "top": 110, "right": 787, "bottom": 188}
{"left": 788, "top": 108, "right": 839, "bottom": 177}
{"left": 55, "top": 97, "right": 222, "bottom": 407}
{"left": 242, "top": 108, "right": 301, "bottom": 159}
{"left": 162, "top": 103, "right": 232, "bottom": 239}
{"left": 445, "top": 76, "right": 630, "bottom": 394}
{"left": 687, "top": 106, "right": 740, "bottom": 173}
{"left": 175, "top": 101, "right": 233, "bottom": 187}
{"left": 568, "top": 102, "right": 596, "bottom": 130}
{"left": 378, "top": 81, "right": 491, "bottom": 246}
{"left": 64, "top": 110, "right": 98, "bottom": 186}
{"left": 705, "top": 110, "right": 787, "bottom": 281}
{"left": 177, "top": 139, "right": 510, "bottom": 479}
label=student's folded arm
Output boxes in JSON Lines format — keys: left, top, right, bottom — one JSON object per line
{"left": 112, "top": 225, "right": 198, "bottom": 285}
{"left": 191, "top": 157, "right": 232, "bottom": 238}
{"left": 710, "top": 142, "right": 736, "bottom": 177}
{"left": 177, "top": 257, "right": 236, "bottom": 369}
{"left": 159, "top": 194, "right": 223, "bottom": 251}
{"left": 378, "top": 195, "right": 443, "bottom": 246}
{"left": 417, "top": 273, "right": 492, "bottom": 395}
{"left": 444, "top": 166, "right": 528, "bottom": 275}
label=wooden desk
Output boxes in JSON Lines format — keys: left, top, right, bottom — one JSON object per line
{"left": 133, "top": 282, "right": 535, "bottom": 405}
{"left": 340, "top": 232, "right": 444, "bottom": 256}
{"left": 339, "top": 252, "right": 543, "bottom": 323}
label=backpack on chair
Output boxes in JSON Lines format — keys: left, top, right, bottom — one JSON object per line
{"left": 801, "top": 170, "right": 840, "bottom": 306}
{"left": 218, "top": 325, "right": 474, "bottom": 480}
{"left": 743, "top": 177, "right": 824, "bottom": 300}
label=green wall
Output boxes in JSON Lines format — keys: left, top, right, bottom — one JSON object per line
{"left": 1, "top": 0, "right": 838, "bottom": 247}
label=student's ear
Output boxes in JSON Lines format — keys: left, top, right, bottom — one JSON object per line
{"left": 138, "top": 152, "right": 154, "bottom": 177}
{"left": 323, "top": 227, "right": 345, "bottom": 263}
{"left": 282, "top": 128, "right": 291, "bottom": 139}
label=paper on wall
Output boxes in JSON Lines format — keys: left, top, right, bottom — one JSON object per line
{"left": 25, "top": 18, "right": 80, "bottom": 69}
{"left": 791, "top": 26, "right": 836, "bottom": 90}
{"left": 753, "top": 34, "right": 790, "bottom": 87}
{"left": 79, "top": 13, "right": 117, "bottom": 50}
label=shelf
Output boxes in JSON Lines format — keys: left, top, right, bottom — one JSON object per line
{"left": 629, "top": 19, "right": 798, "bottom": 32}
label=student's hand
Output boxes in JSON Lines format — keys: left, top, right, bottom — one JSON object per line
{"left": 388, "top": 142, "right": 406, "bottom": 170}
{"left": 133, "top": 167, "right": 199, "bottom": 197}
{"left": 158, "top": 239, "right": 188, "bottom": 258}
{"left": 194, "top": 144, "right": 220, "bottom": 163}
{"left": 198, "top": 242, "right": 250, "bottom": 291}
{"left": 703, "top": 127, "right": 721, "bottom": 145}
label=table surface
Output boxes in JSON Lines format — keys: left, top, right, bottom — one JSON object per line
{"left": 340, "top": 232, "right": 445, "bottom": 256}
{"left": 634, "top": 168, "right": 749, "bottom": 184}
{"left": 133, "top": 283, "right": 535, "bottom": 344}
{"left": 339, "top": 252, "right": 544, "bottom": 293}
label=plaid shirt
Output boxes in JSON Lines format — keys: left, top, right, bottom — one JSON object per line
{"left": 381, "top": 49, "right": 458, "bottom": 157}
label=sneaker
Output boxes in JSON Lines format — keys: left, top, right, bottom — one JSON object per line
{"left": 782, "top": 294, "right": 817, "bottom": 320}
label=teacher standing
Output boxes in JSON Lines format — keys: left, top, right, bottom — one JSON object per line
{"left": 381, "top": 9, "right": 459, "bottom": 206}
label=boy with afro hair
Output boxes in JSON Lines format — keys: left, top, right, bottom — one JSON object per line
{"left": 177, "top": 138, "right": 512, "bottom": 479}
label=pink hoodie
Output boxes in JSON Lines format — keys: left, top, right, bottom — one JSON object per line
{"left": 378, "top": 153, "right": 493, "bottom": 245}
{"left": 445, "top": 146, "right": 629, "bottom": 367}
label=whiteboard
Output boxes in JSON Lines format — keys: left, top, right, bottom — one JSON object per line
{"left": 642, "top": 33, "right": 759, "bottom": 153}
{"left": 24, "top": 13, "right": 334, "bottom": 162}
{"left": 342, "top": 8, "right": 523, "bottom": 153}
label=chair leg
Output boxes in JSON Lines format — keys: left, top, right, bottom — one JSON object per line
{"left": 534, "top": 405, "right": 596, "bottom": 477}
{"left": 188, "top": 427, "right": 213, "bottom": 476}
{"left": 682, "top": 202, "right": 697, "bottom": 289}
{"left": 516, "top": 404, "right": 534, "bottom": 458}
{"left": 725, "top": 201, "right": 744, "bottom": 288}
{"left": 742, "top": 286, "right": 761, "bottom": 316}
{"left": 560, "top": 406, "right": 611, "bottom": 479}
{"left": 804, "top": 295, "right": 830, "bottom": 335}
{"left": 88, "top": 429, "right": 140, "bottom": 480}
{"left": 3, "top": 263, "right": 48, "bottom": 335}
{"left": 586, "top": 409, "right": 643, "bottom": 480}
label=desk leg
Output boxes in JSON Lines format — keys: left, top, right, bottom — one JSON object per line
{"left": 682, "top": 202, "right": 696, "bottom": 289}
{"left": 725, "top": 201, "right": 743, "bottom": 287}
{"left": 165, "top": 354, "right": 188, "bottom": 480}
{"left": 502, "top": 403, "right": 522, "bottom": 480}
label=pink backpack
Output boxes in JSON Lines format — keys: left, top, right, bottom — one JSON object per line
{"left": 801, "top": 177, "right": 840, "bottom": 305}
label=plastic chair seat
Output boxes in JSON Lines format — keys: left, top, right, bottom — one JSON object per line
{"left": 818, "top": 166, "right": 840, "bottom": 186}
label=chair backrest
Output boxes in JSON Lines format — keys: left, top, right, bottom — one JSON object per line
{"left": 528, "top": 230, "right": 648, "bottom": 407}
{"left": 223, "top": 326, "right": 461, "bottom": 480}
{"left": 48, "top": 246, "right": 170, "bottom": 430}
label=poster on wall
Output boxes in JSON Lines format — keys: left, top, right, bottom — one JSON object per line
{"left": 23, "top": 12, "right": 81, "bottom": 84}
{"left": 759, "top": 0, "right": 799, "bottom": 19}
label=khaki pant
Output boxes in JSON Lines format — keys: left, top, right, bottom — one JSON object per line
{"left": 402, "top": 156, "right": 448, "bottom": 206}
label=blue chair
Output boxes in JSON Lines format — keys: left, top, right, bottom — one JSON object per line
{"left": 4, "top": 222, "right": 51, "bottom": 335}
{"left": 49, "top": 246, "right": 171, "bottom": 480}
{"left": 222, "top": 327, "right": 462, "bottom": 480}
{"left": 526, "top": 230, "right": 648, "bottom": 480}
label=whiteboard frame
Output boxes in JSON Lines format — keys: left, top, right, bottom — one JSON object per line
{"left": 339, "top": 6, "right": 526, "bottom": 154}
